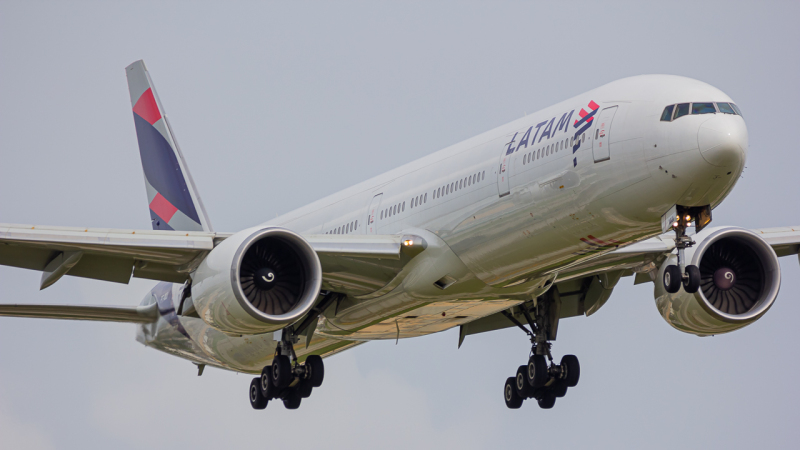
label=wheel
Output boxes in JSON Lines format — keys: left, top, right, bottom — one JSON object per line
{"left": 515, "top": 365, "right": 532, "bottom": 398}
{"left": 260, "top": 366, "right": 279, "bottom": 399}
{"left": 283, "top": 389, "right": 302, "bottom": 410}
{"left": 272, "top": 355, "right": 292, "bottom": 389}
{"left": 537, "top": 392, "right": 556, "bottom": 409}
{"left": 561, "top": 354, "right": 580, "bottom": 388}
{"left": 297, "top": 378, "right": 313, "bottom": 399}
{"left": 551, "top": 380, "right": 568, "bottom": 398}
{"left": 683, "top": 264, "right": 701, "bottom": 293}
{"left": 504, "top": 377, "right": 523, "bottom": 409}
{"left": 305, "top": 354, "right": 324, "bottom": 388}
{"left": 249, "top": 378, "right": 268, "bottom": 410}
{"left": 526, "top": 354, "right": 549, "bottom": 387}
{"left": 663, "top": 264, "right": 682, "bottom": 293}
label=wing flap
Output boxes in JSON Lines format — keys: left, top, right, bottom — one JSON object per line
{"left": 0, "top": 302, "right": 159, "bottom": 323}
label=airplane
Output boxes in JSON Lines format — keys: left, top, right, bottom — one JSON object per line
{"left": 0, "top": 60, "right": 794, "bottom": 411}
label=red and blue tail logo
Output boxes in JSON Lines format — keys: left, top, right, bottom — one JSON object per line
{"left": 126, "top": 61, "right": 211, "bottom": 232}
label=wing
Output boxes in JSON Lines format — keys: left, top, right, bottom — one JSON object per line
{"left": 459, "top": 226, "right": 800, "bottom": 344}
{"left": 0, "top": 223, "right": 422, "bottom": 294}
{"left": 0, "top": 302, "right": 159, "bottom": 323}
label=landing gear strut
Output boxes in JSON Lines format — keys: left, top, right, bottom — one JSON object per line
{"left": 248, "top": 325, "right": 326, "bottom": 410}
{"left": 663, "top": 209, "right": 703, "bottom": 294}
{"left": 502, "top": 295, "right": 580, "bottom": 410}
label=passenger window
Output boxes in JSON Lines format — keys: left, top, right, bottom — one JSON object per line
{"left": 674, "top": 103, "right": 690, "bottom": 119}
{"left": 424, "top": 193, "right": 427, "bottom": 203}
{"left": 730, "top": 103, "right": 743, "bottom": 116}
{"left": 691, "top": 102, "right": 716, "bottom": 115}
{"left": 716, "top": 102, "right": 736, "bottom": 114}
{"left": 595, "top": 129, "right": 599, "bottom": 139}
{"left": 402, "top": 202, "right": 405, "bottom": 212}
{"left": 355, "top": 220, "right": 358, "bottom": 229}
{"left": 660, "top": 105, "right": 675, "bottom": 121}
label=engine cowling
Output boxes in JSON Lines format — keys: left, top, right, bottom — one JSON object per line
{"left": 191, "top": 227, "right": 322, "bottom": 335}
{"left": 654, "top": 226, "right": 780, "bottom": 336}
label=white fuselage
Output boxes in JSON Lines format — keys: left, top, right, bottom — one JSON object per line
{"left": 137, "top": 74, "right": 748, "bottom": 372}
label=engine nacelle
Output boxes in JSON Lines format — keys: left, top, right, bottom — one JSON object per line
{"left": 655, "top": 226, "right": 780, "bottom": 336}
{"left": 191, "top": 227, "right": 322, "bottom": 335}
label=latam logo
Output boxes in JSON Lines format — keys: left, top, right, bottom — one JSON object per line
{"left": 571, "top": 100, "right": 600, "bottom": 167}
{"left": 503, "top": 100, "right": 600, "bottom": 169}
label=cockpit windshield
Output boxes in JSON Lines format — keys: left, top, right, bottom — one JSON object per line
{"left": 716, "top": 102, "right": 736, "bottom": 114}
{"left": 691, "top": 103, "right": 716, "bottom": 114}
{"left": 660, "top": 102, "right": 741, "bottom": 122}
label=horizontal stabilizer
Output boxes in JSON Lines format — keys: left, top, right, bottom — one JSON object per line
{"left": 0, "top": 302, "right": 159, "bottom": 323}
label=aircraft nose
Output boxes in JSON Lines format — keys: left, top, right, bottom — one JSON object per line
{"left": 697, "top": 115, "right": 747, "bottom": 168}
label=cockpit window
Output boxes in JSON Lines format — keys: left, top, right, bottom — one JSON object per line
{"left": 674, "top": 103, "right": 690, "bottom": 119}
{"left": 691, "top": 102, "right": 716, "bottom": 114}
{"left": 716, "top": 102, "right": 736, "bottom": 114}
{"left": 660, "top": 105, "right": 675, "bottom": 121}
{"left": 730, "top": 103, "right": 743, "bottom": 116}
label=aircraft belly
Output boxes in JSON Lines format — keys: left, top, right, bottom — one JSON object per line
{"left": 138, "top": 314, "right": 360, "bottom": 374}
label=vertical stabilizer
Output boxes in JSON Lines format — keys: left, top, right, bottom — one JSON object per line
{"left": 125, "top": 60, "right": 212, "bottom": 232}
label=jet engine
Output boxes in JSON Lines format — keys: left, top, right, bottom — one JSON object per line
{"left": 654, "top": 227, "right": 780, "bottom": 336}
{"left": 190, "top": 227, "right": 322, "bottom": 335}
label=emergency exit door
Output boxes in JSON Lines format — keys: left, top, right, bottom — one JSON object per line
{"left": 592, "top": 106, "right": 617, "bottom": 162}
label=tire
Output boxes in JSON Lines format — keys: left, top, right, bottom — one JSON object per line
{"left": 538, "top": 392, "right": 556, "bottom": 409}
{"left": 683, "top": 264, "right": 701, "bottom": 293}
{"left": 663, "top": 264, "right": 682, "bottom": 293}
{"left": 261, "top": 366, "right": 278, "bottom": 400}
{"left": 283, "top": 389, "right": 302, "bottom": 410}
{"left": 297, "top": 378, "right": 313, "bottom": 399}
{"left": 526, "top": 354, "right": 549, "bottom": 387}
{"left": 305, "top": 354, "right": 325, "bottom": 388}
{"left": 561, "top": 354, "right": 580, "bottom": 388}
{"left": 515, "top": 365, "right": 532, "bottom": 398}
{"left": 551, "top": 380, "right": 568, "bottom": 398}
{"left": 249, "top": 378, "right": 268, "bottom": 410}
{"left": 272, "top": 355, "right": 292, "bottom": 389}
{"left": 504, "top": 377, "right": 523, "bottom": 409}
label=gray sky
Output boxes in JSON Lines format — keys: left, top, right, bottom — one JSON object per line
{"left": 1, "top": 1, "right": 799, "bottom": 448}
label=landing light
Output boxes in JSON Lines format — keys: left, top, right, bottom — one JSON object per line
{"left": 673, "top": 221, "right": 680, "bottom": 228}
{"left": 403, "top": 239, "right": 414, "bottom": 246}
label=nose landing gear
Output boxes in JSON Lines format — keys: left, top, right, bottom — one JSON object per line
{"left": 502, "top": 297, "right": 580, "bottom": 410}
{"left": 663, "top": 209, "right": 706, "bottom": 294}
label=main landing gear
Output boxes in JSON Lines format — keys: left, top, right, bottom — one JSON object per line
{"left": 502, "top": 297, "right": 579, "bottom": 410}
{"left": 248, "top": 326, "right": 325, "bottom": 410}
{"left": 663, "top": 211, "right": 701, "bottom": 294}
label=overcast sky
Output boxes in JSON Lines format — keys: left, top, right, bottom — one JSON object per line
{"left": 1, "top": 1, "right": 799, "bottom": 449}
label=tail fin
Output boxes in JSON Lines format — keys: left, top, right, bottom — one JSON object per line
{"left": 125, "top": 60, "right": 212, "bottom": 232}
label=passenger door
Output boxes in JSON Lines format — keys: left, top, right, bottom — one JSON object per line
{"left": 497, "top": 132, "right": 517, "bottom": 197}
{"left": 592, "top": 106, "right": 617, "bottom": 162}
{"left": 365, "top": 193, "right": 383, "bottom": 234}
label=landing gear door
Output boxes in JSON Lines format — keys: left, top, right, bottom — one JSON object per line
{"left": 592, "top": 106, "right": 617, "bottom": 162}
{"left": 497, "top": 133, "right": 517, "bottom": 197}
{"left": 366, "top": 193, "right": 383, "bottom": 234}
